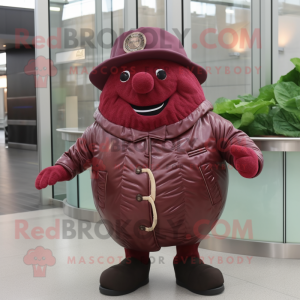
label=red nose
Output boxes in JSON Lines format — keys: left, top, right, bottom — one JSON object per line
{"left": 132, "top": 72, "right": 154, "bottom": 94}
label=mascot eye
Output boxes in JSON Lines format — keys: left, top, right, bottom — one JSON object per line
{"left": 120, "top": 71, "right": 130, "bottom": 82}
{"left": 156, "top": 69, "right": 167, "bottom": 80}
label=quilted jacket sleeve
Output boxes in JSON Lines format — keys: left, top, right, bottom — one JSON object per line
{"left": 208, "top": 112, "right": 264, "bottom": 177}
{"left": 55, "top": 124, "right": 95, "bottom": 180}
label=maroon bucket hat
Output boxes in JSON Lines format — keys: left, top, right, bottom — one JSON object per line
{"left": 89, "top": 27, "right": 207, "bottom": 91}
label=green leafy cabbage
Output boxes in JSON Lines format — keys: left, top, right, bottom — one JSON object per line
{"left": 213, "top": 58, "right": 300, "bottom": 137}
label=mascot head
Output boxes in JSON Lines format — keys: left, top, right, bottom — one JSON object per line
{"left": 90, "top": 27, "right": 207, "bottom": 132}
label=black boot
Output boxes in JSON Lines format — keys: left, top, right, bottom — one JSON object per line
{"left": 100, "top": 258, "right": 150, "bottom": 296}
{"left": 174, "top": 257, "right": 224, "bottom": 296}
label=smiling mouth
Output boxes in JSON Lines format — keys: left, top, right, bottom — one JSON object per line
{"left": 130, "top": 99, "right": 169, "bottom": 116}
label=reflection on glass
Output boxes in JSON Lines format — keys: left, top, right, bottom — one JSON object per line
{"left": 277, "top": 0, "right": 300, "bottom": 80}
{"left": 191, "top": 2, "right": 216, "bottom": 16}
{"left": 138, "top": 0, "right": 165, "bottom": 28}
{"left": 0, "top": 0, "right": 34, "bottom": 9}
{"left": 286, "top": 152, "right": 300, "bottom": 243}
{"left": 112, "top": 0, "right": 124, "bottom": 42}
{"left": 49, "top": 0, "right": 125, "bottom": 200}
{"left": 212, "top": 152, "right": 283, "bottom": 243}
{"left": 225, "top": 7, "right": 235, "bottom": 24}
{"left": 189, "top": 0, "right": 253, "bottom": 103}
{"left": 62, "top": 0, "right": 95, "bottom": 20}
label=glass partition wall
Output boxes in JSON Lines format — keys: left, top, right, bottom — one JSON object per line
{"left": 277, "top": 0, "right": 300, "bottom": 80}
{"left": 138, "top": 0, "right": 165, "bottom": 28}
{"left": 189, "top": 0, "right": 253, "bottom": 102}
{"left": 49, "top": 0, "right": 166, "bottom": 202}
{"left": 49, "top": 0, "right": 98, "bottom": 201}
{"left": 184, "top": 1, "right": 285, "bottom": 243}
{"left": 49, "top": 0, "right": 254, "bottom": 197}
{"left": 48, "top": 1, "right": 299, "bottom": 245}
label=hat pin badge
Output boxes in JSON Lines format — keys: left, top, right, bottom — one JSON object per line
{"left": 123, "top": 32, "right": 147, "bottom": 53}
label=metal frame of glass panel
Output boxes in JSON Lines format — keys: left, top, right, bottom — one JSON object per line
{"left": 35, "top": 0, "right": 52, "bottom": 206}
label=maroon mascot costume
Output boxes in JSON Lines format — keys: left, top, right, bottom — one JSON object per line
{"left": 36, "top": 28, "right": 263, "bottom": 296}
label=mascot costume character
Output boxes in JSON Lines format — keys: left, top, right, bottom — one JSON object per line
{"left": 36, "top": 27, "right": 263, "bottom": 296}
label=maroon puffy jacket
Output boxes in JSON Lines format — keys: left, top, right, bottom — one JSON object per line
{"left": 56, "top": 100, "right": 263, "bottom": 252}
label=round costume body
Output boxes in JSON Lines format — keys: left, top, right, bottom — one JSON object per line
{"left": 56, "top": 100, "right": 263, "bottom": 252}
{"left": 92, "top": 102, "right": 228, "bottom": 252}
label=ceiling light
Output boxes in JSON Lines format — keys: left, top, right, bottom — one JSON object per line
{"left": 3, "top": 45, "right": 6, "bottom": 48}
{"left": 50, "top": 7, "right": 61, "bottom": 11}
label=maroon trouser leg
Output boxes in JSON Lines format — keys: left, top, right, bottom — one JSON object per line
{"left": 125, "top": 243, "right": 200, "bottom": 265}
{"left": 174, "top": 243, "right": 200, "bottom": 263}
{"left": 125, "top": 248, "right": 150, "bottom": 265}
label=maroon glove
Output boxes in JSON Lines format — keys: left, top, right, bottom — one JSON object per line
{"left": 35, "top": 165, "right": 72, "bottom": 190}
{"left": 230, "top": 145, "right": 259, "bottom": 179}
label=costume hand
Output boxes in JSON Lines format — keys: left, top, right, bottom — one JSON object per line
{"left": 35, "top": 165, "right": 72, "bottom": 190}
{"left": 230, "top": 145, "right": 259, "bottom": 179}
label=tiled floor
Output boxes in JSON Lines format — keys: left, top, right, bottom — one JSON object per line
{"left": 0, "top": 129, "right": 52, "bottom": 215}
{"left": 1, "top": 208, "right": 299, "bottom": 300}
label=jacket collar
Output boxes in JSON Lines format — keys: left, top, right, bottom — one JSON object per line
{"left": 93, "top": 100, "right": 213, "bottom": 142}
